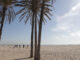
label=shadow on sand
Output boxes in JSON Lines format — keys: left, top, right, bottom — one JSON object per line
{"left": 11, "top": 57, "right": 31, "bottom": 60}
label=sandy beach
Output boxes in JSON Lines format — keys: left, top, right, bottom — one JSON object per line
{"left": 0, "top": 45, "right": 80, "bottom": 60}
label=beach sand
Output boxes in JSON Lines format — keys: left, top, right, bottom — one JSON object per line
{"left": 0, "top": 45, "right": 80, "bottom": 60}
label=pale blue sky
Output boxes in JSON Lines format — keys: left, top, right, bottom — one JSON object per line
{"left": 0, "top": 0, "right": 80, "bottom": 45}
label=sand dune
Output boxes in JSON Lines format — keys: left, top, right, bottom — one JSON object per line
{"left": 0, "top": 45, "right": 80, "bottom": 60}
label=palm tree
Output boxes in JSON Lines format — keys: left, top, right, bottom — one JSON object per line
{"left": 35, "top": 0, "right": 55, "bottom": 60}
{"left": 15, "top": 0, "right": 54, "bottom": 60}
{"left": 15, "top": 0, "right": 34, "bottom": 57}
{"left": 0, "top": 0, "right": 16, "bottom": 39}
{"left": 35, "top": 1, "right": 45, "bottom": 60}
{"left": 15, "top": 0, "right": 40, "bottom": 58}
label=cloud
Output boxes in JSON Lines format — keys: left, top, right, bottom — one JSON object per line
{"left": 52, "top": 3, "right": 80, "bottom": 32}
{"left": 51, "top": 2, "right": 80, "bottom": 44}
{"left": 72, "top": 3, "right": 80, "bottom": 11}
{"left": 57, "top": 3, "right": 80, "bottom": 22}
{"left": 70, "top": 31, "right": 80, "bottom": 37}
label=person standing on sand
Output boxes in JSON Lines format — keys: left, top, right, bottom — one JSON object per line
{"left": 23, "top": 45, "right": 25, "bottom": 48}
{"left": 19, "top": 45, "right": 21, "bottom": 48}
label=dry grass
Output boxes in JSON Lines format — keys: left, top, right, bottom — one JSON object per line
{"left": 0, "top": 45, "right": 80, "bottom": 60}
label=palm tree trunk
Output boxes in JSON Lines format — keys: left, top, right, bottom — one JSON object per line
{"left": 0, "top": 6, "right": 6, "bottom": 40}
{"left": 36, "top": 0, "right": 45, "bottom": 60}
{"left": 34, "top": 13, "right": 38, "bottom": 60}
{"left": 30, "top": 13, "right": 35, "bottom": 58}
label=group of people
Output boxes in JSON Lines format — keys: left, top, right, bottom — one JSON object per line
{"left": 14, "top": 45, "right": 29, "bottom": 48}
